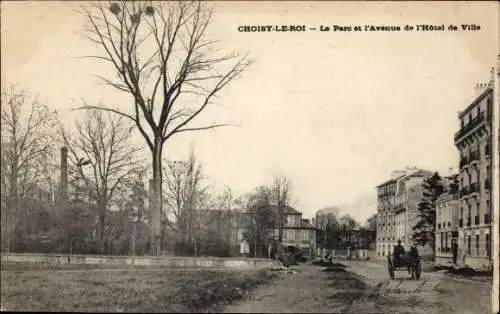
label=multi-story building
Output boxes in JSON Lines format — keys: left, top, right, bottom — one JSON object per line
{"left": 376, "top": 176, "right": 397, "bottom": 258}
{"left": 454, "top": 85, "right": 493, "bottom": 270}
{"left": 234, "top": 205, "right": 316, "bottom": 259}
{"left": 435, "top": 189, "right": 460, "bottom": 265}
{"left": 376, "top": 167, "right": 433, "bottom": 258}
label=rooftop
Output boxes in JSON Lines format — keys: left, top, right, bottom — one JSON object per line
{"left": 376, "top": 168, "right": 432, "bottom": 188}
{"left": 268, "top": 205, "right": 302, "bottom": 215}
{"left": 458, "top": 87, "right": 493, "bottom": 119}
{"left": 376, "top": 178, "right": 398, "bottom": 188}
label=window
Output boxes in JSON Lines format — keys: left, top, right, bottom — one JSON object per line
{"left": 476, "top": 234, "right": 480, "bottom": 256}
{"left": 486, "top": 234, "right": 490, "bottom": 257}
{"left": 467, "top": 235, "right": 471, "bottom": 255}
{"left": 476, "top": 202, "right": 481, "bottom": 225}
{"left": 476, "top": 107, "right": 480, "bottom": 117}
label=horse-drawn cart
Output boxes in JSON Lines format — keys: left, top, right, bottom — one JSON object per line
{"left": 387, "top": 252, "right": 422, "bottom": 280}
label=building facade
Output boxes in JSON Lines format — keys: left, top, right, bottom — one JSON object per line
{"left": 376, "top": 167, "right": 432, "bottom": 258}
{"left": 435, "top": 191, "right": 460, "bottom": 265}
{"left": 376, "top": 177, "right": 397, "bottom": 258}
{"left": 454, "top": 86, "right": 493, "bottom": 270}
{"left": 233, "top": 205, "right": 316, "bottom": 259}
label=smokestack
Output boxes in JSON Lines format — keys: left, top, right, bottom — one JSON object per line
{"left": 59, "top": 147, "right": 69, "bottom": 206}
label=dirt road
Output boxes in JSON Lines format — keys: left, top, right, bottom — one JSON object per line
{"left": 223, "top": 261, "right": 492, "bottom": 313}
{"left": 223, "top": 264, "right": 346, "bottom": 313}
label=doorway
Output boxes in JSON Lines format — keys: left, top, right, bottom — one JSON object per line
{"left": 452, "top": 240, "right": 458, "bottom": 265}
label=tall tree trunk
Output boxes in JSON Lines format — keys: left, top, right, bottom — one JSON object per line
{"left": 132, "top": 222, "right": 136, "bottom": 256}
{"left": 98, "top": 196, "right": 106, "bottom": 255}
{"left": 151, "top": 137, "right": 163, "bottom": 256}
{"left": 278, "top": 206, "right": 283, "bottom": 257}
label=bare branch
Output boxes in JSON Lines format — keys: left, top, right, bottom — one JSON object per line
{"left": 80, "top": 1, "right": 253, "bottom": 254}
{"left": 74, "top": 105, "right": 135, "bottom": 123}
{"left": 0, "top": 85, "right": 58, "bottom": 206}
{"left": 166, "top": 123, "right": 236, "bottom": 138}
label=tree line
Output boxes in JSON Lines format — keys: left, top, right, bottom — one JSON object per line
{"left": 315, "top": 207, "right": 376, "bottom": 253}
{"left": 0, "top": 85, "right": 378, "bottom": 257}
{"left": 0, "top": 87, "right": 298, "bottom": 257}
{"left": 2, "top": 1, "right": 254, "bottom": 256}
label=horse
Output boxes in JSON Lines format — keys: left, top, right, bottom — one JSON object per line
{"left": 405, "top": 246, "right": 420, "bottom": 278}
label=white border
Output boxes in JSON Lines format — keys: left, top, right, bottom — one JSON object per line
{"left": 492, "top": 56, "right": 500, "bottom": 314}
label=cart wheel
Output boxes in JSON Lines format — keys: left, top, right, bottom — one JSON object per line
{"left": 414, "top": 259, "right": 422, "bottom": 280}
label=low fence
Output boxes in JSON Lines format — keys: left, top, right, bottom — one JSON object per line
{"left": 318, "top": 249, "right": 373, "bottom": 260}
{"left": 1, "top": 253, "right": 281, "bottom": 269}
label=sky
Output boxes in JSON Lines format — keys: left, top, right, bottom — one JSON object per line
{"left": 1, "top": 1, "right": 498, "bottom": 223}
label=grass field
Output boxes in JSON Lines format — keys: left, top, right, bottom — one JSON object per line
{"left": 1, "top": 263, "right": 277, "bottom": 312}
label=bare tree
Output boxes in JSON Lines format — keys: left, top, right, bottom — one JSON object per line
{"left": 60, "top": 109, "right": 145, "bottom": 254}
{"left": 213, "top": 185, "right": 234, "bottom": 211}
{"left": 270, "top": 175, "right": 293, "bottom": 253}
{"left": 315, "top": 208, "right": 341, "bottom": 251}
{"left": 115, "top": 173, "right": 151, "bottom": 256}
{"left": 0, "top": 85, "right": 58, "bottom": 251}
{"left": 163, "top": 148, "right": 210, "bottom": 256}
{"left": 339, "top": 214, "right": 359, "bottom": 248}
{"left": 244, "top": 186, "right": 276, "bottom": 258}
{"left": 79, "top": 1, "right": 252, "bottom": 255}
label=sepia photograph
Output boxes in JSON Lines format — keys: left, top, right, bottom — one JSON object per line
{"left": 1, "top": 1, "right": 499, "bottom": 313}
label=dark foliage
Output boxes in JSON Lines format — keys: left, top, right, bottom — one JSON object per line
{"left": 412, "top": 172, "right": 444, "bottom": 253}
{"left": 448, "top": 174, "right": 459, "bottom": 195}
{"left": 243, "top": 187, "right": 277, "bottom": 258}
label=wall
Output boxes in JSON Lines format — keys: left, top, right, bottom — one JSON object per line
{"left": 332, "top": 249, "right": 371, "bottom": 260}
{"left": 1, "top": 253, "right": 281, "bottom": 269}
